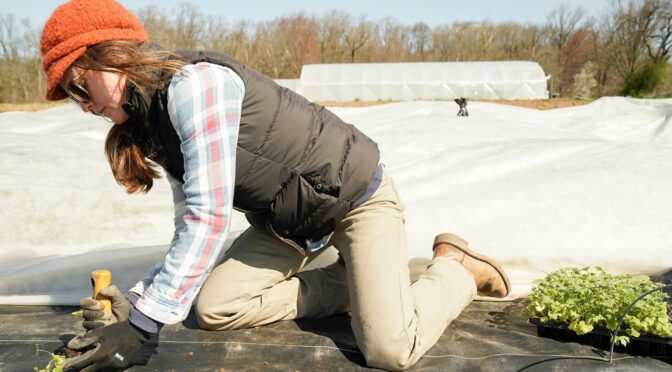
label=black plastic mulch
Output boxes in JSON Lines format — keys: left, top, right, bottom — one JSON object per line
{"left": 1, "top": 300, "right": 670, "bottom": 371}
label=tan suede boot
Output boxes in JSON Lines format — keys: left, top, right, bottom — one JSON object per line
{"left": 433, "top": 233, "right": 511, "bottom": 298}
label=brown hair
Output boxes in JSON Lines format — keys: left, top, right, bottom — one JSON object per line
{"left": 75, "top": 40, "right": 186, "bottom": 193}
{"left": 105, "top": 121, "right": 160, "bottom": 193}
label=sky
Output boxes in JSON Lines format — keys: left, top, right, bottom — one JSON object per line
{"left": 9, "top": 0, "right": 612, "bottom": 29}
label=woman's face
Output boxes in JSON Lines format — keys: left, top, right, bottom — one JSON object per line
{"left": 60, "top": 67, "right": 129, "bottom": 125}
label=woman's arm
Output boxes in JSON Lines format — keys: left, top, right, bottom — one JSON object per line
{"left": 129, "top": 173, "right": 188, "bottom": 297}
{"left": 133, "top": 62, "right": 245, "bottom": 325}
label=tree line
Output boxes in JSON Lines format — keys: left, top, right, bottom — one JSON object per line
{"left": 1, "top": 0, "right": 670, "bottom": 103}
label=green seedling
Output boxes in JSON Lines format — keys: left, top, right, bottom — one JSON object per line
{"left": 526, "top": 266, "right": 672, "bottom": 346}
{"left": 70, "top": 309, "right": 83, "bottom": 317}
{"left": 34, "top": 344, "right": 64, "bottom": 372}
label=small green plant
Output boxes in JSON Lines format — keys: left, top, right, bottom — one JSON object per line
{"left": 526, "top": 267, "right": 672, "bottom": 346}
{"left": 34, "top": 344, "right": 64, "bottom": 372}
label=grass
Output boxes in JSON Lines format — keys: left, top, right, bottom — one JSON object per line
{"left": 0, "top": 101, "right": 67, "bottom": 113}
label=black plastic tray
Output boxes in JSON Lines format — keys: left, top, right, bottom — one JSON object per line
{"left": 529, "top": 318, "right": 672, "bottom": 357}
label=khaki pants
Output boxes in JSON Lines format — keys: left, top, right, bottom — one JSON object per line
{"left": 196, "top": 168, "right": 476, "bottom": 370}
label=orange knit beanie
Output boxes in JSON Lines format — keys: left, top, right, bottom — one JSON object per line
{"left": 40, "top": 0, "right": 148, "bottom": 101}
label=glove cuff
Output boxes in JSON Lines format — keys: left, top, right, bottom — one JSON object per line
{"left": 126, "top": 291, "right": 141, "bottom": 305}
{"left": 128, "top": 306, "right": 163, "bottom": 335}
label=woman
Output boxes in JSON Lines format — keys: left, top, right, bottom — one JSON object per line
{"left": 41, "top": 1, "right": 510, "bottom": 370}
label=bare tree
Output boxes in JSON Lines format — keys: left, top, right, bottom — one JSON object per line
{"left": 642, "top": 0, "right": 672, "bottom": 62}
{"left": 223, "top": 21, "right": 253, "bottom": 62}
{"left": 545, "top": 3, "right": 587, "bottom": 95}
{"left": 492, "top": 22, "right": 523, "bottom": 60}
{"left": 3, "top": 2, "right": 671, "bottom": 103}
{"left": 0, "top": 14, "right": 40, "bottom": 102}
{"left": 0, "top": 13, "right": 19, "bottom": 60}
{"left": 408, "top": 22, "right": 432, "bottom": 61}
{"left": 591, "top": 16, "right": 620, "bottom": 95}
{"left": 201, "top": 15, "right": 230, "bottom": 51}
{"left": 21, "top": 18, "right": 42, "bottom": 101}
{"left": 546, "top": 4, "right": 587, "bottom": 51}
{"left": 379, "top": 17, "right": 409, "bottom": 62}
{"left": 248, "top": 20, "right": 289, "bottom": 78}
{"left": 343, "top": 16, "right": 374, "bottom": 63}
{"left": 136, "top": 6, "right": 171, "bottom": 48}
{"left": 523, "top": 25, "right": 545, "bottom": 61}
{"left": 278, "top": 14, "right": 319, "bottom": 77}
{"left": 449, "top": 22, "right": 480, "bottom": 61}
{"left": 610, "top": 0, "right": 656, "bottom": 81}
{"left": 431, "top": 25, "right": 455, "bottom": 61}
{"left": 318, "top": 10, "right": 348, "bottom": 63}
{"left": 172, "top": 3, "right": 204, "bottom": 50}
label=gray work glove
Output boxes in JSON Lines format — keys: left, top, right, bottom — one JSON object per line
{"left": 62, "top": 320, "right": 151, "bottom": 371}
{"left": 79, "top": 285, "right": 133, "bottom": 331}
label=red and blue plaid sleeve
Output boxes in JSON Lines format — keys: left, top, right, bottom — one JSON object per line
{"left": 134, "top": 62, "right": 244, "bottom": 324}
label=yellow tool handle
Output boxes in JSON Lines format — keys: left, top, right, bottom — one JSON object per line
{"left": 91, "top": 270, "right": 112, "bottom": 313}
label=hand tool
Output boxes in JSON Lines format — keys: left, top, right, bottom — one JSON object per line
{"left": 91, "top": 270, "right": 112, "bottom": 313}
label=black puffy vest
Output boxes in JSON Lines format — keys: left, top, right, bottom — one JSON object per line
{"left": 122, "top": 50, "right": 380, "bottom": 253}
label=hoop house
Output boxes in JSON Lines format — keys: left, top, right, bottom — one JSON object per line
{"left": 297, "top": 61, "right": 549, "bottom": 101}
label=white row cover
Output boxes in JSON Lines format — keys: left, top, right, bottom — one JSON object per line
{"left": 288, "top": 61, "right": 549, "bottom": 101}
{"left": 1, "top": 97, "right": 671, "bottom": 305}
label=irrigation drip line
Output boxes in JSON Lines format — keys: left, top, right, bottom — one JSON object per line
{"left": 608, "top": 283, "right": 672, "bottom": 363}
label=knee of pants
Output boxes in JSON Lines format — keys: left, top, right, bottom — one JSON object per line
{"left": 361, "top": 340, "right": 417, "bottom": 371}
{"left": 195, "top": 292, "right": 251, "bottom": 331}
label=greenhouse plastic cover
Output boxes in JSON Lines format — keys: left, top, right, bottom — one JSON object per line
{"left": 1, "top": 97, "right": 671, "bottom": 306}
{"left": 297, "top": 61, "right": 549, "bottom": 101}
{"left": 274, "top": 78, "right": 301, "bottom": 92}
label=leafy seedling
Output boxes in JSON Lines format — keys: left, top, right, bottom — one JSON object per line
{"left": 34, "top": 344, "right": 64, "bottom": 372}
{"left": 526, "top": 266, "right": 672, "bottom": 346}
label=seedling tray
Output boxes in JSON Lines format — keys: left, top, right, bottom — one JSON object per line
{"left": 529, "top": 317, "right": 672, "bottom": 357}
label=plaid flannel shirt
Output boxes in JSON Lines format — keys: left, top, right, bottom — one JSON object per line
{"left": 130, "top": 62, "right": 244, "bottom": 324}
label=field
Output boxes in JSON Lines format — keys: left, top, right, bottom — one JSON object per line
{"left": 0, "top": 98, "right": 593, "bottom": 113}
{"left": 0, "top": 101, "right": 67, "bottom": 113}
{"left": 320, "top": 98, "right": 591, "bottom": 109}
{"left": 2, "top": 96, "right": 670, "bottom": 370}
{"left": 475, "top": 98, "right": 591, "bottom": 110}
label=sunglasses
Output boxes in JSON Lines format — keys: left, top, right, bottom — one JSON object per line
{"left": 66, "top": 70, "right": 90, "bottom": 104}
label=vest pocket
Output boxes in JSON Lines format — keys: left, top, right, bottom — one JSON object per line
{"left": 271, "top": 173, "right": 346, "bottom": 243}
{"left": 303, "top": 173, "right": 341, "bottom": 198}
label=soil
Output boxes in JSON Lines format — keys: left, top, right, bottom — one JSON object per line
{"left": 475, "top": 98, "right": 591, "bottom": 110}
{"left": 54, "top": 345, "right": 83, "bottom": 359}
{"left": 0, "top": 101, "right": 67, "bottom": 113}
{"left": 317, "top": 100, "right": 395, "bottom": 107}
{"left": 319, "top": 98, "right": 591, "bottom": 110}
